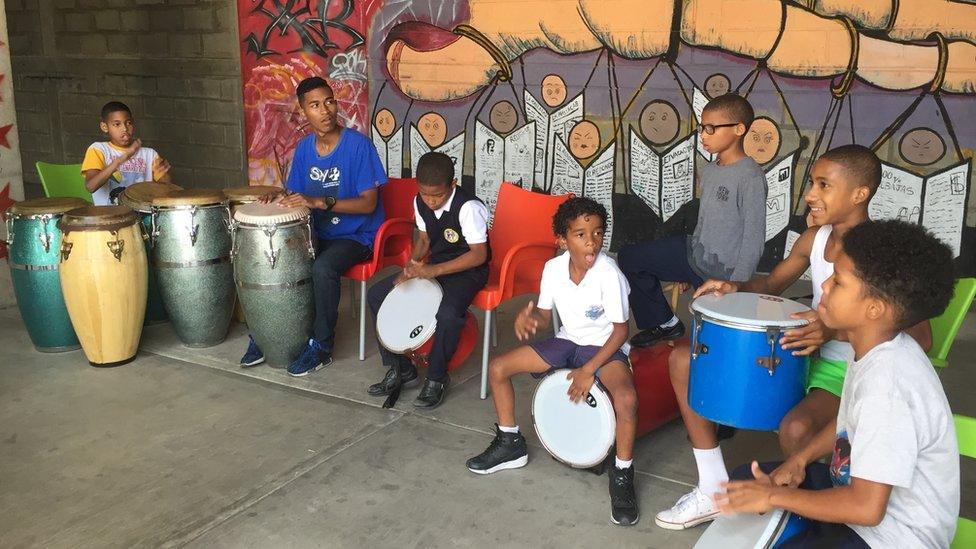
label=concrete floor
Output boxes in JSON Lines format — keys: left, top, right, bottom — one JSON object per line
{"left": 1, "top": 276, "right": 974, "bottom": 548}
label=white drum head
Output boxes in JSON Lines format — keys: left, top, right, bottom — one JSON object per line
{"left": 694, "top": 509, "right": 789, "bottom": 549}
{"left": 376, "top": 278, "right": 443, "bottom": 353}
{"left": 532, "top": 370, "right": 616, "bottom": 468}
{"left": 691, "top": 293, "right": 810, "bottom": 329}
{"left": 233, "top": 202, "right": 310, "bottom": 225}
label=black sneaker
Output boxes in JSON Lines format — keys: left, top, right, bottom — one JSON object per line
{"left": 367, "top": 364, "right": 420, "bottom": 396}
{"left": 609, "top": 464, "right": 640, "bottom": 526}
{"left": 630, "top": 321, "right": 685, "bottom": 348}
{"left": 466, "top": 425, "right": 529, "bottom": 474}
{"left": 240, "top": 335, "right": 265, "bottom": 368}
{"left": 413, "top": 376, "right": 450, "bottom": 409}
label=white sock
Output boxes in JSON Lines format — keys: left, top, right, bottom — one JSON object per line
{"left": 660, "top": 315, "right": 680, "bottom": 329}
{"left": 615, "top": 456, "right": 633, "bottom": 469}
{"left": 693, "top": 446, "right": 728, "bottom": 497}
{"left": 499, "top": 424, "right": 519, "bottom": 434}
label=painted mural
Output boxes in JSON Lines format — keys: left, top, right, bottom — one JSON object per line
{"left": 0, "top": 7, "right": 25, "bottom": 308}
{"left": 239, "top": 0, "right": 976, "bottom": 272}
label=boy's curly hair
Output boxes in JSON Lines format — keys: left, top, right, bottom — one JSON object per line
{"left": 552, "top": 197, "right": 607, "bottom": 237}
{"left": 842, "top": 220, "right": 954, "bottom": 329}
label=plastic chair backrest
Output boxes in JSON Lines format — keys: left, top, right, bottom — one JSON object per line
{"left": 36, "top": 162, "right": 93, "bottom": 203}
{"left": 382, "top": 177, "right": 419, "bottom": 220}
{"left": 952, "top": 415, "right": 976, "bottom": 549}
{"left": 929, "top": 278, "right": 976, "bottom": 368}
{"left": 489, "top": 184, "right": 570, "bottom": 261}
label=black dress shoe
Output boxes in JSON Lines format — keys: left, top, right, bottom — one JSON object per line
{"left": 367, "top": 364, "right": 419, "bottom": 396}
{"left": 609, "top": 465, "right": 640, "bottom": 526}
{"left": 630, "top": 321, "right": 685, "bottom": 348}
{"left": 413, "top": 376, "right": 450, "bottom": 409}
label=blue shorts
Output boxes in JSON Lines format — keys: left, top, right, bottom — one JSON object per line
{"left": 529, "top": 337, "right": 630, "bottom": 379}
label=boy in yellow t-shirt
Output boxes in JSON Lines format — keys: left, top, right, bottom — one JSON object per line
{"left": 81, "top": 101, "right": 172, "bottom": 205}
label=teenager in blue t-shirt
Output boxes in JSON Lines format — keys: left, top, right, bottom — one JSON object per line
{"left": 239, "top": 76, "right": 387, "bottom": 376}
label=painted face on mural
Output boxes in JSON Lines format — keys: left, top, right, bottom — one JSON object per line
{"left": 489, "top": 100, "right": 518, "bottom": 134}
{"left": 541, "top": 74, "right": 568, "bottom": 108}
{"left": 639, "top": 100, "right": 680, "bottom": 146}
{"left": 899, "top": 127, "right": 945, "bottom": 166}
{"left": 374, "top": 108, "right": 396, "bottom": 138}
{"left": 569, "top": 120, "right": 600, "bottom": 159}
{"left": 704, "top": 73, "right": 731, "bottom": 98}
{"left": 299, "top": 86, "right": 340, "bottom": 136}
{"left": 417, "top": 112, "right": 447, "bottom": 147}
{"left": 744, "top": 117, "right": 781, "bottom": 165}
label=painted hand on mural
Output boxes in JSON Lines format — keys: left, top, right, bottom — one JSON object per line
{"left": 383, "top": 0, "right": 976, "bottom": 102}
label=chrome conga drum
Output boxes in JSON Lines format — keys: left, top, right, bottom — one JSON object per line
{"left": 222, "top": 185, "right": 284, "bottom": 324}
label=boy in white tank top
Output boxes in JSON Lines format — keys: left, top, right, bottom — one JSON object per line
{"left": 654, "top": 144, "right": 933, "bottom": 531}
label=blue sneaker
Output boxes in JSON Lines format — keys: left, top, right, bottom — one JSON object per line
{"left": 287, "top": 339, "right": 333, "bottom": 377}
{"left": 240, "top": 335, "right": 265, "bottom": 368}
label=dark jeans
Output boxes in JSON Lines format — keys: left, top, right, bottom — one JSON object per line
{"left": 367, "top": 266, "right": 487, "bottom": 382}
{"left": 731, "top": 462, "right": 870, "bottom": 548}
{"left": 617, "top": 236, "right": 704, "bottom": 329}
{"left": 312, "top": 238, "right": 372, "bottom": 352}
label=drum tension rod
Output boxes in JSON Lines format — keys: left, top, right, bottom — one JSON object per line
{"left": 37, "top": 214, "right": 54, "bottom": 253}
{"left": 187, "top": 206, "right": 200, "bottom": 247}
{"left": 107, "top": 230, "right": 125, "bottom": 262}
{"left": 757, "top": 327, "right": 781, "bottom": 375}
{"left": 60, "top": 241, "right": 73, "bottom": 262}
{"left": 263, "top": 225, "right": 279, "bottom": 269}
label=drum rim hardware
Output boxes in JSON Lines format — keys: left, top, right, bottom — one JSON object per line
{"left": 757, "top": 327, "right": 782, "bottom": 375}
{"left": 60, "top": 241, "right": 73, "bottom": 261}
{"left": 106, "top": 231, "right": 125, "bottom": 261}
{"left": 229, "top": 217, "right": 316, "bottom": 264}
{"left": 5, "top": 213, "right": 58, "bottom": 252}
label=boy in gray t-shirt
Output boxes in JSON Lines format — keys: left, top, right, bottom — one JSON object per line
{"left": 618, "top": 94, "right": 766, "bottom": 348}
{"left": 719, "top": 220, "right": 959, "bottom": 548}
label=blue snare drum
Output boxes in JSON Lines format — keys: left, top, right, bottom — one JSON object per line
{"left": 694, "top": 508, "right": 810, "bottom": 548}
{"left": 689, "top": 293, "right": 810, "bottom": 431}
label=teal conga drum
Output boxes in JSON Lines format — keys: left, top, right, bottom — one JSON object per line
{"left": 5, "top": 197, "right": 88, "bottom": 352}
{"left": 231, "top": 203, "right": 314, "bottom": 367}
{"left": 118, "top": 181, "right": 182, "bottom": 325}
{"left": 151, "top": 189, "right": 235, "bottom": 347}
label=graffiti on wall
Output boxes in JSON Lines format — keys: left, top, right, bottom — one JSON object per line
{"left": 0, "top": 11, "right": 26, "bottom": 306}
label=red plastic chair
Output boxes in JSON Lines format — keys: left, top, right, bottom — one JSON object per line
{"left": 345, "top": 178, "right": 418, "bottom": 360}
{"left": 473, "top": 184, "right": 573, "bottom": 398}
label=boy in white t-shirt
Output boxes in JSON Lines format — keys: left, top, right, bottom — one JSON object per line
{"left": 466, "top": 197, "right": 641, "bottom": 526}
{"left": 718, "top": 220, "right": 959, "bottom": 548}
{"left": 81, "top": 101, "right": 172, "bottom": 205}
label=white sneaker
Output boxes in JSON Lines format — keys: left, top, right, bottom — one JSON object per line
{"left": 654, "top": 488, "right": 720, "bottom": 530}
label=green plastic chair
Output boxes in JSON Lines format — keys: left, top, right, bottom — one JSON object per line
{"left": 929, "top": 278, "right": 976, "bottom": 369}
{"left": 36, "top": 161, "right": 93, "bottom": 203}
{"left": 951, "top": 414, "right": 976, "bottom": 548}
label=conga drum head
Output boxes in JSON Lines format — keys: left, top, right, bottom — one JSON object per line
{"left": 233, "top": 202, "right": 310, "bottom": 225}
{"left": 532, "top": 370, "right": 616, "bottom": 468}
{"left": 375, "top": 278, "right": 443, "bottom": 354}
{"left": 223, "top": 185, "right": 283, "bottom": 205}
{"left": 152, "top": 189, "right": 226, "bottom": 208}
{"left": 694, "top": 509, "right": 807, "bottom": 548}
{"left": 7, "top": 197, "right": 89, "bottom": 218}
{"left": 691, "top": 293, "right": 810, "bottom": 331}
{"left": 59, "top": 205, "right": 139, "bottom": 232}
{"left": 119, "top": 182, "right": 183, "bottom": 212}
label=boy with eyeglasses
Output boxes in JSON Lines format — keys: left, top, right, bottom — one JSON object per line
{"left": 618, "top": 94, "right": 766, "bottom": 347}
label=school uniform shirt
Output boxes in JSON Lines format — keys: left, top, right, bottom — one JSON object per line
{"left": 81, "top": 142, "right": 166, "bottom": 205}
{"left": 286, "top": 129, "right": 387, "bottom": 248}
{"left": 413, "top": 185, "right": 489, "bottom": 265}
{"left": 830, "top": 332, "right": 958, "bottom": 548}
{"left": 537, "top": 251, "right": 632, "bottom": 355}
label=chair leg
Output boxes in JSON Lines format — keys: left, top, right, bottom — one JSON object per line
{"left": 358, "top": 281, "right": 366, "bottom": 361}
{"left": 491, "top": 313, "right": 498, "bottom": 347}
{"left": 481, "top": 309, "right": 492, "bottom": 400}
{"left": 552, "top": 308, "right": 561, "bottom": 336}
{"left": 350, "top": 279, "right": 358, "bottom": 318}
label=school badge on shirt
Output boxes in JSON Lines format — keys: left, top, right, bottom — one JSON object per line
{"left": 443, "top": 228, "right": 460, "bottom": 243}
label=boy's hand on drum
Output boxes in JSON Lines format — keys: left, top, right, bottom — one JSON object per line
{"left": 277, "top": 192, "right": 314, "bottom": 208}
{"left": 404, "top": 260, "right": 436, "bottom": 280}
{"left": 770, "top": 456, "right": 807, "bottom": 488}
{"left": 566, "top": 369, "right": 596, "bottom": 403}
{"left": 693, "top": 279, "right": 738, "bottom": 299}
{"left": 257, "top": 192, "right": 280, "bottom": 204}
{"left": 514, "top": 301, "right": 540, "bottom": 341}
{"left": 781, "top": 310, "right": 833, "bottom": 356}
{"left": 715, "top": 461, "right": 775, "bottom": 515}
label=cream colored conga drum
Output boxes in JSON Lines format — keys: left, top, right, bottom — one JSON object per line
{"left": 58, "top": 206, "right": 148, "bottom": 366}
{"left": 222, "top": 185, "right": 284, "bottom": 323}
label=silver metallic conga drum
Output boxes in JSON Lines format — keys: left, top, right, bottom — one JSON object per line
{"left": 231, "top": 202, "right": 314, "bottom": 367}
{"left": 222, "top": 185, "right": 284, "bottom": 324}
{"left": 151, "top": 189, "right": 234, "bottom": 347}
{"left": 5, "top": 197, "right": 88, "bottom": 352}
{"left": 118, "top": 181, "right": 182, "bottom": 325}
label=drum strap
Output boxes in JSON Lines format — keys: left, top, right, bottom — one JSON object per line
{"left": 8, "top": 262, "right": 58, "bottom": 271}
{"left": 236, "top": 278, "right": 311, "bottom": 290}
{"left": 155, "top": 256, "right": 231, "bottom": 269}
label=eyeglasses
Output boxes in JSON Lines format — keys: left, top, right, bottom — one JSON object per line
{"left": 697, "top": 123, "right": 739, "bottom": 135}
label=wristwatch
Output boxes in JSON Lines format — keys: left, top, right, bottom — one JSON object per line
{"left": 324, "top": 196, "right": 337, "bottom": 211}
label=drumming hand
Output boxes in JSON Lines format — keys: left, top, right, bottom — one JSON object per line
{"left": 152, "top": 156, "right": 172, "bottom": 179}
{"left": 770, "top": 456, "right": 807, "bottom": 488}
{"left": 404, "top": 261, "right": 436, "bottom": 279}
{"left": 566, "top": 369, "right": 596, "bottom": 404}
{"left": 277, "top": 192, "right": 314, "bottom": 208}
{"left": 693, "top": 279, "right": 738, "bottom": 299}
{"left": 780, "top": 310, "right": 832, "bottom": 356}
{"left": 257, "top": 192, "right": 280, "bottom": 204}
{"left": 715, "top": 461, "right": 775, "bottom": 515}
{"left": 514, "top": 301, "right": 540, "bottom": 341}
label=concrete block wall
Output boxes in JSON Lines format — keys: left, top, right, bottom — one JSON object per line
{"left": 6, "top": 0, "right": 244, "bottom": 198}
